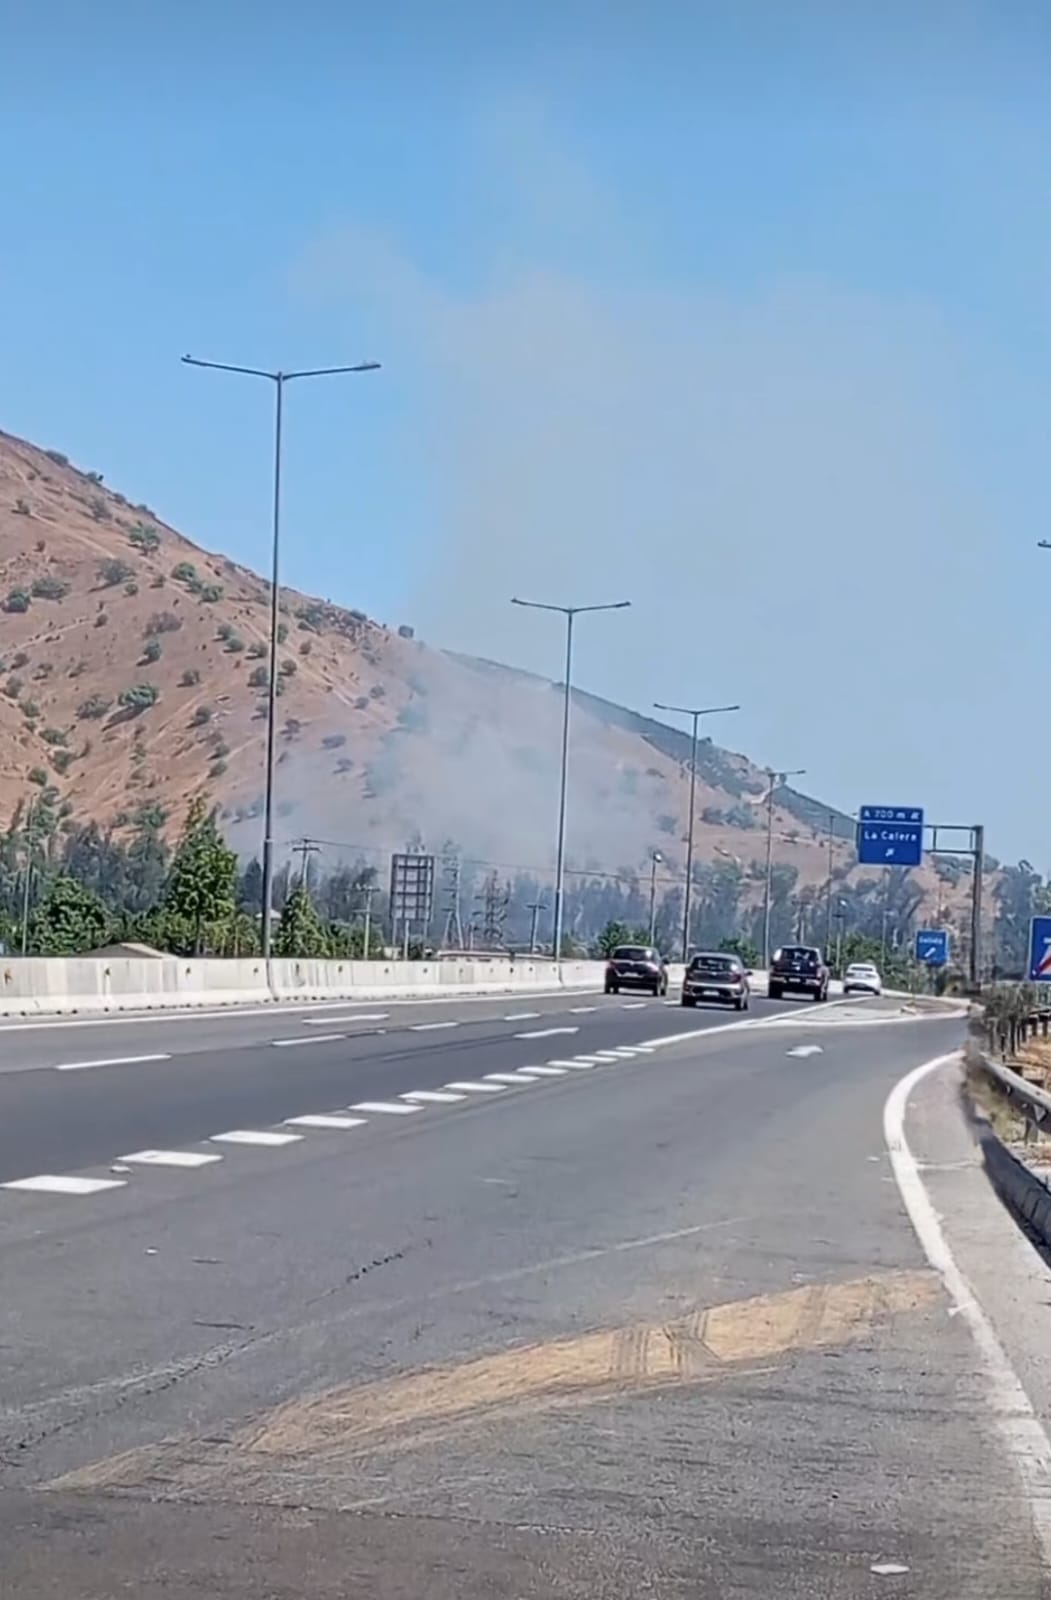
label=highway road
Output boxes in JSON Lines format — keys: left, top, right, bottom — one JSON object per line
{"left": 2, "top": 991, "right": 1049, "bottom": 1596}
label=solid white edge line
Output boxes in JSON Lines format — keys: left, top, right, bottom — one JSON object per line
{"left": 884, "top": 1051, "right": 1051, "bottom": 1563}
{"left": 55, "top": 1053, "right": 171, "bottom": 1071}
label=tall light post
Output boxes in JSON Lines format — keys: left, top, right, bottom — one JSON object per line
{"left": 653, "top": 701, "right": 740, "bottom": 962}
{"left": 182, "top": 354, "right": 380, "bottom": 958}
{"left": 511, "top": 598, "right": 630, "bottom": 963}
{"left": 648, "top": 850, "right": 663, "bottom": 945}
{"left": 762, "top": 766, "right": 806, "bottom": 969}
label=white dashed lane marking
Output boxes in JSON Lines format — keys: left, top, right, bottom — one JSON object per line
{"left": 548, "top": 1058, "right": 593, "bottom": 1069}
{"left": 1, "top": 1174, "right": 126, "bottom": 1195}
{"left": 503, "top": 1011, "right": 540, "bottom": 1021}
{"left": 445, "top": 1080, "right": 506, "bottom": 1093}
{"left": 271, "top": 1034, "right": 345, "bottom": 1047}
{"left": 350, "top": 1101, "right": 422, "bottom": 1115}
{"left": 514, "top": 1027, "right": 579, "bottom": 1040}
{"left": 120, "top": 1149, "right": 222, "bottom": 1168}
{"left": 284, "top": 1114, "right": 367, "bottom": 1130}
{"left": 410, "top": 1021, "right": 460, "bottom": 1032}
{"left": 401, "top": 1090, "right": 467, "bottom": 1104}
{"left": 54, "top": 1053, "right": 171, "bottom": 1072}
{"left": 592, "top": 1051, "right": 625, "bottom": 1061}
{"left": 621, "top": 1001, "right": 648, "bottom": 1009}
{"left": 569, "top": 1006, "right": 598, "bottom": 1014}
{"left": 521, "top": 1065, "right": 568, "bottom": 1076}
{"left": 211, "top": 1130, "right": 303, "bottom": 1147}
{"left": 484, "top": 1072, "right": 541, "bottom": 1085}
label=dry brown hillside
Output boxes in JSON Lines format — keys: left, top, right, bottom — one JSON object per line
{"left": 0, "top": 425, "right": 972, "bottom": 919}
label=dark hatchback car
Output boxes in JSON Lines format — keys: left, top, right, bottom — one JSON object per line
{"left": 768, "top": 944, "right": 829, "bottom": 1002}
{"left": 681, "top": 952, "right": 750, "bottom": 1010}
{"left": 604, "top": 945, "right": 668, "bottom": 996}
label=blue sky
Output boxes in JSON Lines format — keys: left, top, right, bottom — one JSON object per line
{"left": 4, "top": 2, "right": 1051, "bottom": 860}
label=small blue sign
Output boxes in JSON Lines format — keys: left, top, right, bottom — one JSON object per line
{"left": 856, "top": 805, "right": 925, "bottom": 867}
{"left": 1029, "top": 916, "right": 1051, "bottom": 982}
{"left": 915, "top": 929, "right": 949, "bottom": 967}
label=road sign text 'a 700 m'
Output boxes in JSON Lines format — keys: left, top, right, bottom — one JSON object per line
{"left": 1028, "top": 916, "right": 1051, "bottom": 982}
{"left": 856, "top": 806, "right": 925, "bottom": 868}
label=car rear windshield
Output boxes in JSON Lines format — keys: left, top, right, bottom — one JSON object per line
{"left": 776, "top": 947, "right": 820, "bottom": 969}
{"left": 690, "top": 955, "right": 736, "bottom": 973}
{"left": 612, "top": 946, "right": 653, "bottom": 962}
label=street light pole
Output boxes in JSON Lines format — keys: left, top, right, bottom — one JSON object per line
{"left": 181, "top": 354, "right": 380, "bottom": 959}
{"left": 648, "top": 851, "right": 663, "bottom": 945}
{"left": 762, "top": 766, "right": 806, "bottom": 969}
{"left": 653, "top": 701, "right": 740, "bottom": 962}
{"left": 824, "top": 811, "right": 835, "bottom": 951}
{"left": 511, "top": 598, "right": 630, "bottom": 964}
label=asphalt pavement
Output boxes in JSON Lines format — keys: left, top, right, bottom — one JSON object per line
{"left": 2, "top": 996, "right": 1048, "bottom": 1597}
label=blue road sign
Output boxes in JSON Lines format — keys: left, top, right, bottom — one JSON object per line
{"left": 915, "top": 929, "right": 949, "bottom": 967}
{"left": 1029, "top": 916, "right": 1051, "bottom": 982}
{"left": 856, "top": 805, "right": 925, "bottom": 867}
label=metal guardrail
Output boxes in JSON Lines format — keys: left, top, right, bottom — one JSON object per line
{"left": 980, "top": 1051, "right": 1051, "bottom": 1131}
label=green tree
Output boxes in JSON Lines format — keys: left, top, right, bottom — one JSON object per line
{"left": 593, "top": 919, "right": 634, "bottom": 957}
{"left": 162, "top": 797, "right": 236, "bottom": 951}
{"left": 31, "top": 875, "right": 111, "bottom": 954}
{"left": 274, "top": 882, "right": 329, "bottom": 957}
{"left": 719, "top": 934, "right": 760, "bottom": 968}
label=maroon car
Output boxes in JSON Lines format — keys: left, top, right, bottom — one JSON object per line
{"left": 604, "top": 944, "right": 668, "bottom": 997}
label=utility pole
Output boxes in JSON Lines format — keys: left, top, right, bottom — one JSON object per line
{"left": 181, "top": 352, "right": 379, "bottom": 960}
{"left": 526, "top": 899, "right": 546, "bottom": 954}
{"left": 762, "top": 766, "right": 806, "bottom": 969}
{"left": 511, "top": 597, "right": 630, "bottom": 966}
{"left": 291, "top": 837, "right": 321, "bottom": 894}
{"left": 19, "top": 799, "right": 34, "bottom": 956}
{"left": 824, "top": 812, "right": 835, "bottom": 952}
{"left": 360, "top": 881, "right": 378, "bottom": 959}
{"left": 648, "top": 851, "right": 663, "bottom": 946}
{"left": 652, "top": 700, "right": 740, "bottom": 962}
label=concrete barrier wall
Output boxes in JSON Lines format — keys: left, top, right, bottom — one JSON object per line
{"left": 0, "top": 954, "right": 612, "bottom": 1018}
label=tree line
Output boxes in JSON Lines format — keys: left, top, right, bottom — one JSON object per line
{"left": 0, "top": 791, "right": 1034, "bottom": 975}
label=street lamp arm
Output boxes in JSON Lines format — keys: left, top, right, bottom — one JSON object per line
{"left": 181, "top": 354, "right": 277, "bottom": 380}
{"left": 286, "top": 362, "right": 382, "bottom": 380}
{"left": 654, "top": 701, "right": 741, "bottom": 718}
{"left": 512, "top": 598, "right": 631, "bottom": 617}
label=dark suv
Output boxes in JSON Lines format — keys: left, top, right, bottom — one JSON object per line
{"left": 768, "top": 945, "right": 829, "bottom": 1002}
{"left": 604, "top": 945, "right": 668, "bottom": 996}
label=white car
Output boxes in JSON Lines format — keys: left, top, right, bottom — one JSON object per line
{"left": 843, "top": 961, "right": 882, "bottom": 996}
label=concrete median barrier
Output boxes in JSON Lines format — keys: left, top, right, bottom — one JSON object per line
{"left": 0, "top": 954, "right": 610, "bottom": 1018}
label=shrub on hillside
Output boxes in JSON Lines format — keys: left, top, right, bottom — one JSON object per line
{"left": 141, "top": 639, "right": 162, "bottom": 664}
{"left": 190, "top": 705, "right": 213, "bottom": 727}
{"left": 77, "top": 693, "right": 112, "bottom": 720}
{"left": 128, "top": 523, "right": 161, "bottom": 553}
{"left": 4, "top": 677, "right": 23, "bottom": 698}
{"left": 118, "top": 683, "right": 159, "bottom": 712}
{"left": 97, "top": 557, "right": 133, "bottom": 587}
{"left": 40, "top": 727, "right": 67, "bottom": 746}
{"left": 248, "top": 666, "right": 269, "bottom": 690}
{"left": 144, "top": 611, "right": 181, "bottom": 636}
{"left": 179, "top": 667, "right": 200, "bottom": 687}
{"left": 11, "top": 651, "right": 28, "bottom": 670}
{"left": 3, "top": 588, "right": 31, "bottom": 613}
{"left": 31, "top": 575, "right": 70, "bottom": 601}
